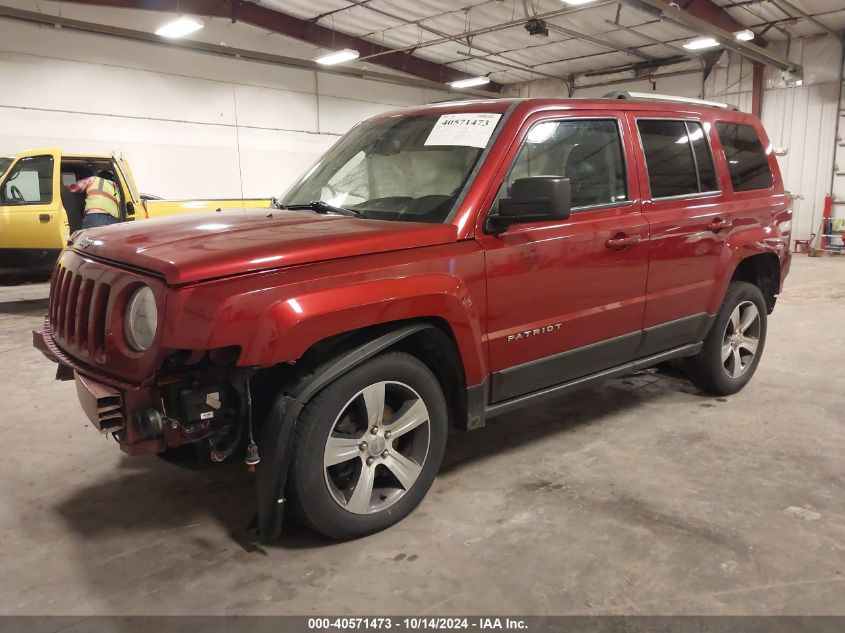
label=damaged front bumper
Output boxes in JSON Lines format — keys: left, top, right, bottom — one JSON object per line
{"left": 33, "top": 322, "right": 303, "bottom": 543}
{"left": 33, "top": 324, "right": 211, "bottom": 456}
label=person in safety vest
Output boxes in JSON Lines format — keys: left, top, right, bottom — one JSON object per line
{"left": 69, "top": 170, "right": 121, "bottom": 229}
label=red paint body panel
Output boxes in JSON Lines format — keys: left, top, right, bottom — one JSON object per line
{"left": 162, "top": 241, "right": 489, "bottom": 385}
{"left": 76, "top": 210, "right": 459, "bottom": 285}
{"left": 39, "top": 97, "right": 792, "bottom": 447}
{"left": 476, "top": 108, "right": 649, "bottom": 373}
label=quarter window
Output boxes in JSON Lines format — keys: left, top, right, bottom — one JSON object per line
{"left": 508, "top": 119, "right": 627, "bottom": 209}
{"left": 1, "top": 155, "right": 54, "bottom": 205}
{"left": 716, "top": 122, "right": 773, "bottom": 191}
{"left": 637, "top": 119, "right": 718, "bottom": 199}
{"left": 688, "top": 122, "right": 717, "bottom": 192}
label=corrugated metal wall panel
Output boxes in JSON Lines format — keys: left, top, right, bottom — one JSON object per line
{"left": 759, "top": 82, "right": 839, "bottom": 241}
{"left": 703, "top": 37, "right": 843, "bottom": 242}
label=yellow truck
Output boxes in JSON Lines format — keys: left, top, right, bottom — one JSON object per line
{"left": 0, "top": 148, "right": 271, "bottom": 275}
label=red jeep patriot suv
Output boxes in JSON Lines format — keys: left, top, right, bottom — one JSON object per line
{"left": 35, "top": 94, "right": 791, "bottom": 541}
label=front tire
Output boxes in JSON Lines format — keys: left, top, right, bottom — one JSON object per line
{"left": 290, "top": 352, "right": 448, "bottom": 540}
{"left": 686, "top": 281, "right": 767, "bottom": 396}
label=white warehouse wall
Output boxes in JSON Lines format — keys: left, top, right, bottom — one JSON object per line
{"left": 0, "top": 11, "right": 450, "bottom": 200}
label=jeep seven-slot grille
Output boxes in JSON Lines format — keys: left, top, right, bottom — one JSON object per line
{"left": 50, "top": 263, "right": 111, "bottom": 362}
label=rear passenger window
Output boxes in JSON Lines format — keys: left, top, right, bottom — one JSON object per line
{"left": 637, "top": 119, "right": 718, "bottom": 198}
{"left": 716, "top": 122, "right": 773, "bottom": 191}
{"left": 508, "top": 118, "right": 627, "bottom": 209}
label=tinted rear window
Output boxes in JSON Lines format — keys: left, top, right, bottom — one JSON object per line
{"left": 716, "top": 122, "right": 773, "bottom": 191}
{"left": 637, "top": 119, "right": 698, "bottom": 198}
{"left": 637, "top": 119, "right": 718, "bottom": 198}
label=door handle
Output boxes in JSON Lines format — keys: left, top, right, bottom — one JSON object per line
{"left": 605, "top": 234, "right": 641, "bottom": 250}
{"left": 706, "top": 217, "right": 733, "bottom": 231}
{"left": 39, "top": 213, "right": 51, "bottom": 223}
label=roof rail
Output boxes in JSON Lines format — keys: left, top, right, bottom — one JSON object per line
{"left": 604, "top": 91, "right": 739, "bottom": 111}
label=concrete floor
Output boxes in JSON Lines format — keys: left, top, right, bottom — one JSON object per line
{"left": 1, "top": 255, "right": 843, "bottom": 616}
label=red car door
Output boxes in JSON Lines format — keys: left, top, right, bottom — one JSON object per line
{"left": 477, "top": 110, "right": 649, "bottom": 403}
{"left": 627, "top": 112, "right": 729, "bottom": 354}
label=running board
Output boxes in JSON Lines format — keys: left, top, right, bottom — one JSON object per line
{"left": 485, "top": 342, "right": 702, "bottom": 419}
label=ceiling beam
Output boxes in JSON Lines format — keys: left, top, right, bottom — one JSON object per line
{"left": 618, "top": 0, "right": 800, "bottom": 73}
{"left": 339, "top": 0, "right": 551, "bottom": 84}
{"left": 545, "top": 21, "right": 659, "bottom": 61}
{"left": 769, "top": 0, "right": 844, "bottom": 41}
{"left": 0, "top": 5, "right": 497, "bottom": 97}
{"left": 604, "top": 19, "right": 697, "bottom": 58}
{"left": 679, "top": 0, "right": 762, "bottom": 40}
{"left": 48, "top": 0, "right": 504, "bottom": 91}
{"left": 354, "top": 1, "right": 617, "bottom": 62}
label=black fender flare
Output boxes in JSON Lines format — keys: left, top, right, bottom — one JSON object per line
{"left": 254, "top": 322, "right": 436, "bottom": 542}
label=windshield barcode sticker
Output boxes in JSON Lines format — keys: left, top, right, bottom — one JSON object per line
{"left": 424, "top": 113, "right": 502, "bottom": 149}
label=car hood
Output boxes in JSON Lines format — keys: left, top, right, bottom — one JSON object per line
{"left": 72, "top": 209, "right": 459, "bottom": 284}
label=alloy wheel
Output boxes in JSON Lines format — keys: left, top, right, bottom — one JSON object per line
{"left": 721, "top": 300, "right": 761, "bottom": 379}
{"left": 323, "top": 381, "right": 431, "bottom": 514}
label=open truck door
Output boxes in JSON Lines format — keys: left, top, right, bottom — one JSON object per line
{"left": 0, "top": 147, "right": 64, "bottom": 273}
{"left": 111, "top": 151, "right": 144, "bottom": 220}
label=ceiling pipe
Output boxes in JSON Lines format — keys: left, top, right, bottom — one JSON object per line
{"left": 604, "top": 19, "right": 699, "bottom": 59}
{"left": 339, "top": 0, "right": 546, "bottom": 82}
{"left": 616, "top": 0, "right": 801, "bottom": 73}
{"left": 544, "top": 21, "right": 658, "bottom": 61}
{"left": 355, "top": 1, "right": 617, "bottom": 62}
{"left": 455, "top": 50, "right": 567, "bottom": 82}
{"left": 43, "top": 0, "right": 504, "bottom": 91}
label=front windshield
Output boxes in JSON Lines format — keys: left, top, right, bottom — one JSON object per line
{"left": 281, "top": 112, "right": 502, "bottom": 223}
{"left": 0, "top": 157, "right": 12, "bottom": 179}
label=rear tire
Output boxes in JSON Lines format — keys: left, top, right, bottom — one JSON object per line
{"left": 686, "top": 281, "right": 767, "bottom": 396}
{"left": 290, "top": 352, "right": 448, "bottom": 540}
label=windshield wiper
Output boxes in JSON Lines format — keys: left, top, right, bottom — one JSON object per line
{"left": 277, "top": 200, "right": 362, "bottom": 217}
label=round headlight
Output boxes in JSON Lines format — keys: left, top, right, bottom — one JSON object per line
{"left": 125, "top": 286, "right": 157, "bottom": 352}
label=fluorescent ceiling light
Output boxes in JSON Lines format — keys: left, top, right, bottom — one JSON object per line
{"left": 315, "top": 49, "right": 360, "bottom": 65}
{"left": 561, "top": 0, "right": 597, "bottom": 4}
{"left": 683, "top": 37, "right": 720, "bottom": 50}
{"left": 734, "top": 29, "right": 755, "bottom": 41}
{"left": 449, "top": 76, "right": 490, "bottom": 89}
{"left": 155, "top": 17, "right": 203, "bottom": 38}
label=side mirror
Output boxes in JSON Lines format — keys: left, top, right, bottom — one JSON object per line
{"left": 486, "top": 176, "right": 571, "bottom": 233}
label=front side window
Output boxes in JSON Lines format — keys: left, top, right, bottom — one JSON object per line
{"left": 281, "top": 113, "right": 502, "bottom": 223}
{"left": 508, "top": 118, "right": 627, "bottom": 209}
{"left": 637, "top": 119, "right": 718, "bottom": 199}
{"left": 1, "top": 155, "right": 54, "bottom": 205}
{"left": 716, "top": 122, "right": 773, "bottom": 192}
